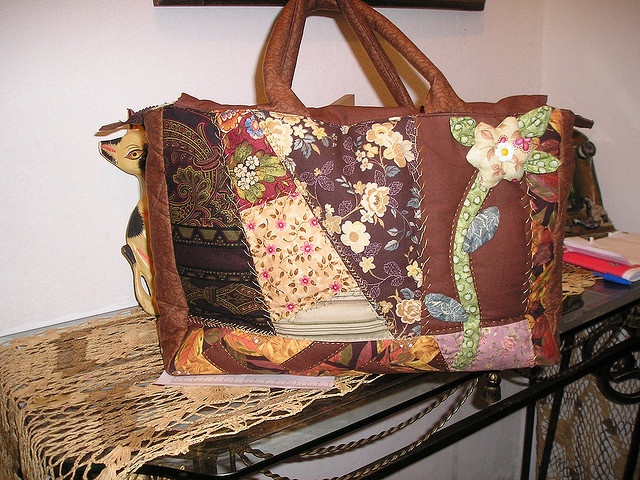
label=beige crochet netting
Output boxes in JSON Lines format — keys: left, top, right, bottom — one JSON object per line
{"left": 0, "top": 309, "right": 374, "bottom": 480}
{"left": 535, "top": 301, "right": 640, "bottom": 480}
{"left": 561, "top": 263, "right": 596, "bottom": 299}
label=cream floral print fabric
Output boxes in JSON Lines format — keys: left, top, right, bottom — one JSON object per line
{"left": 239, "top": 192, "right": 359, "bottom": 322}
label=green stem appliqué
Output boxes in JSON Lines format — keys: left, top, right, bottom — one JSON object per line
{"left": 452, "top": 175, "right": 488, "bottom": 369}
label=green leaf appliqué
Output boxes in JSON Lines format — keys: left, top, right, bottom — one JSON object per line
{"left": 450, "top": 117, "right": 477, "bottom": 147}
{"left": 517, "top": 106, "right": 552, "bottom": 138}
{"left": 524, "top": 151, "right": 561, "bottom": 174}
{"left": 463, "top": 206, "right": 500, "bottom": 253}
{"left": 424, "top": 293, "right": 469, "bottom": 323}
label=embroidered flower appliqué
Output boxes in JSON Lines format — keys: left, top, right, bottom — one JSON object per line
{"left": 466, "top": 117, "right": 532, "bottom": 188}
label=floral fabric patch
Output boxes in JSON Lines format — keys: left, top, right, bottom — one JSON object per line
{"left": 218, "top": 110, "right": 297, "bottom": 211}
{"left": 434, "top": 319, "right": 536, "bottom": 371}
{"left": 240, "top": 192, "right": 359, "bottom": 322}
{"left": 217, "top": 110, "right": 424, "bottom": 338}
{"left": 277, "top": 115, "right": 425, "bottom": 337}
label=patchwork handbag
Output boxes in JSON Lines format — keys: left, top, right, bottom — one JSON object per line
{"left": 99, "top": 0, "right": 588, "bottom": 376}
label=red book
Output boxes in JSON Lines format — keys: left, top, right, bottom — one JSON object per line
{"left": 563, "top": 250, "right": 640, "bottom": 282}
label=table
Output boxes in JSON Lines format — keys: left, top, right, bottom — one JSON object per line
{"left": 137, "top": 281, "right": 640, "bottom": 480}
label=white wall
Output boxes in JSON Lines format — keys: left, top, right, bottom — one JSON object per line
{"left": 540, "top": 0, "right": 640, "bottom": 233}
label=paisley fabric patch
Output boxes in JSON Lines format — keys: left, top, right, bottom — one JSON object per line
{"left": 163, "top": 107, "right": 270, "bottom": 332}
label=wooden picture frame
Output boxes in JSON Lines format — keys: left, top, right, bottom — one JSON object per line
{"left": 153, "top": 0, "right": 484, "bottom": 10}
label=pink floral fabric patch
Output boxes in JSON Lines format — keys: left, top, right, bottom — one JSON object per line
{"left": 434, "top": 318, "right": 536, "bottom": 371}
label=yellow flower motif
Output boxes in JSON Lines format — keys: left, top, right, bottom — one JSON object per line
{"left": 379, "top": 301, "right": 393, "bottom": 314}
{"left": 466, "top": 116, "right": 532, "bottom": 188}
{"left": 272, "top": 112, "right": 304, "bottom": 125}
{"left": 366, "top": 122, "right": 394, "bottom": 146}
{"left": 293, "top": 124, "right": 307, "bottom": 138}
{"left": 395, "top": 298, "right": 422, "bottom": 325}
{"left": 353, "top": 181, "right": 366, "bottom": 195}
{"left": 312, "top": 125, "right": 327, "bottom": 140}
{"left": 360, "top": 158, "right": 373, "bottom": 172}
{"left": 363, "top": 143, "right": 378, "bottom": 158}
{"left": 303, "top": 119, "right": 327, "bottom": 140}
{"left": 382, "top": 131, "right": 415, "bottom": 168}
{"left": 261, "top": 117, "right": 294, "bottom": 158}
{"left": 406, "top": 260, "right": 423, "bottom": 287}
{"left": 359, "top": 256, "right": 376, "bottom": 273}
{"left": 323, "top": 212, "right": 342, "bottom": 235}
{"left": 361, "top": 183, "right": 390, "bottom": 221}
{"left": 340, "top": 220, "right": 371, "bottom": 254}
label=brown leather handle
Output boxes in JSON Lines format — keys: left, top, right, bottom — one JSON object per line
{"left": 263, "top": 0, "right": 465, "bottom": 116}
{"left": 266, "top": 0, "right": 414, "bottom": 110}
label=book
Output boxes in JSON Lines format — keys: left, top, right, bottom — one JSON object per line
{"left": 563, "top": 250, "right": 640, "bottom": 283}
{"left": 564, "top": 231, "right": 640, "bottom": 283}
{"left": 564, "top": 231, "right": 640, "bottom": 265}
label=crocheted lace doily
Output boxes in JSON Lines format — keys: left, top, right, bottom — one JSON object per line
{"left": 0, "top": 309, "right": 372, "bottom": 480}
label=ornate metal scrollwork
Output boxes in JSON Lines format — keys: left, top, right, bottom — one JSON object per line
{"left": 583, "top": 304, "right": 640, "bottom": 404}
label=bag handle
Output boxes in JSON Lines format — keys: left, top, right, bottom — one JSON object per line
{"left": 265, "top": 0, "right": 414, "bottom": 110}
{"left": 263, "top": 0, "right": 466, "bottom": 116}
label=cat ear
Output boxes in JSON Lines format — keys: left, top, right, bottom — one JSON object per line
{"left": 125, "top": 106, "right": 155, "bottom": 127}
{"left": 98, "top": 107, "right": 151, "bottom": 134}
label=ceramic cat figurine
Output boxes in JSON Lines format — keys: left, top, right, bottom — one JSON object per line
{"left": 99, "top": 115, "right": 156, "bottom": 315}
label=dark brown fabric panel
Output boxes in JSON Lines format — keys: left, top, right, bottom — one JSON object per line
{"left": 418, "top": 115, "right": 475, "bottom": 334}
{"left": 417, "top": 109, "right": 541, "bottom": 334}
{"left": 466, "top": 95, "right": 548, "bottom": 116}
{"left": 173, "top": 242, "right": 256, "bottom": 272}
{"left": 471, "top": 181, "right": 531, "bottom": 324}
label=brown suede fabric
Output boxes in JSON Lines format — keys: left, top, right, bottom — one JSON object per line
{"left": 263, "top": 0, "right": 467, "bottom": 116}
{"left": 144, "top": 108, "right": 190, "bottom": 370}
